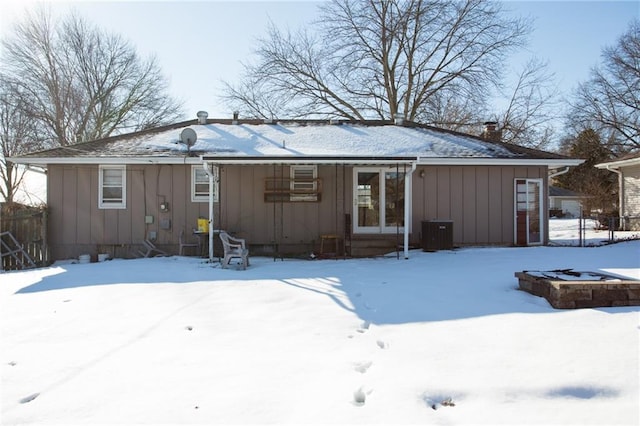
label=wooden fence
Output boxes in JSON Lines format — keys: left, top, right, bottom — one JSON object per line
{"left": 0, "top": 204, "right": 48, "bottom": 271}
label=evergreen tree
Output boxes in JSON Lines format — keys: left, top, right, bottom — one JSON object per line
{"left": 555, "top": 129, "right": 617, "bottom": 215}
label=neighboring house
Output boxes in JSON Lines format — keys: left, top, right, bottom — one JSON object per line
{"left": 8, "top": 116, "right": 582, "bottom": 262}
{"left": 596, "top": 153, "right": 640, "bottom": 231}
{"left": 549, "top": 186, "right": 583, "bottom": 218}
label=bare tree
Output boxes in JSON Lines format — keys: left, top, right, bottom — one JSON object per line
{"left": 436, "top": 58, "right": 560, "bottom": 148}
{"left": 0, "top": 77, "right": 45, "bottom": 205}
{"left": 569, "top": 20, "right": 640, "bottom": 153}
{"left": 223, "top": 0, "right": 530, "bottom": 124}
{"left": 495, "top": 58, "right": 559, "bottom": 148}
{"left": 0, "top": 7, "right": 183, "bottom": 147}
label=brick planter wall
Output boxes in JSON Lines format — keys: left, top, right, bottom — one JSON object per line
{"left": 515, "top": 271, "right": 640, "bottom": 309}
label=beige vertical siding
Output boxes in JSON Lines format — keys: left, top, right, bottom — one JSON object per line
{"left": 46, "top": 162, "right": 549, "bottom": 261}
{"left": 47, "top": 164, "right": 224, "bottom": 260}
{"left": 217, "top": 164, "right": 349, "bottom": 255}
{"left": 412, "top": 165, "right": 547, "bottom": 246}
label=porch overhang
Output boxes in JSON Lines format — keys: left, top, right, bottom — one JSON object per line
{"left": 199, "top": 155, "right": 418, "bottom": 165}
{"left": 201, "top": 155, "right": 419, "bottom": 261}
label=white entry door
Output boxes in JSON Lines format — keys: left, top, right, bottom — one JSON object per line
{"left": 514, "top": 178, "right": 544, "bottom": 245}
{"left": 354, "top": 167, "right": 405, "bottom": 234}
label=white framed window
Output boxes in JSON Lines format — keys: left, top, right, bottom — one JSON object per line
{"left": 290, "top": 165, "right": 317, "bottom": 201}
{"left": 99, "top": 165, "right": 126, "bottom": 209}
{"left": 192, "top": 165, "right": 219, "bottom": 202}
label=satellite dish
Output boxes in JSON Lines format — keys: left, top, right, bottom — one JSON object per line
{"left": 180, "top": 128, "right": 197, "bottom": 147}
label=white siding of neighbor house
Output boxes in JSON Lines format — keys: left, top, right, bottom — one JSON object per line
{"left": 622, "top": 164, "right": 640, "bottom": 230}
{"left": 560, "top": 200, "right": 582, "bottom": 218}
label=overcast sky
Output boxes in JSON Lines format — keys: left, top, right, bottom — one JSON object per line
{"left": 1, "top": 1, "right": 638, "bottom": 122}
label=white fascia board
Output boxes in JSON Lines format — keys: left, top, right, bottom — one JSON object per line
{"left": 595, "top": 157, "right": 640, "bottom": 169}
{"left": 417, "top": 158, "right": 584, "bottom": 168}
{"left": 8, "top": 155, "right": 583, "bottom": 168}
{"left": 6, "top": 157, "right": 203, "bottom": 165}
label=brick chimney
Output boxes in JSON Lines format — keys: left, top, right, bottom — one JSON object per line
{"left": 481, "top": 121, "right": 501, "bottom": 142}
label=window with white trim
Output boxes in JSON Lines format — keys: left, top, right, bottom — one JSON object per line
{"left": 191, "top": 165, "right": 219, "bottom": 202}
{"left": 99, "top": 165, "right": 126, "bottom": 209}
{"left": 290, "top": 165, "right": 318, "bottom": 201}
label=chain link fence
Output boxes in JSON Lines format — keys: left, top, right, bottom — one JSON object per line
{"left": 549, "top": 215, "right": 640, "bottom": 247}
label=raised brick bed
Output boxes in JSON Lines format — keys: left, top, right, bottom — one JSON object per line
{"left": 515, "top": 270, "right": 640, "bottom": 309}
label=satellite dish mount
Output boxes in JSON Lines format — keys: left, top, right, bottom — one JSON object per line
{"left": 180, "top": 128, "right": 197, "bottom": 154}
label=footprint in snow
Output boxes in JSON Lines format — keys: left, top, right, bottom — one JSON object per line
{"left": 356, "top": 321, "right": 371, "bottom": 333}
{"left": 353, "top": 387, "right": 372, "bottom": 405}
{"left": 19, "top": 393, "right": 39, "bottom": 404}
{"left": 354, "top": 361, "right": 373, "bottom": 374}
{"left": 376, "top": 340, "right": 388, "bottom": 349}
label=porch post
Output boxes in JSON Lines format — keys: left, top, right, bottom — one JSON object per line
{"left": 202, "top": 161, "right": 216, "bottom": 262}
{"left": 404, "top": 162, "right": 417, "bottom": 259}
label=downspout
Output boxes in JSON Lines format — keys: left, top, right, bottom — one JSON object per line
{"left": 548, "top": 166, "right": 569, "bottom": 180}
{"left": 547, "top": 167, "right": 570, "bottom": 243}
{"left": 403, "top": 161, "right": 417, "bottom": 259}
{"left": 548, "top": 167, "right": 570, "bottom": 213}
{"left": 202, "top": 161, "right": 217, "bottom": 262}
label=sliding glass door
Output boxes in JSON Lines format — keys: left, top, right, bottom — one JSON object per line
{"left": 354, "top": 168, "right": 405, "bottom": 233}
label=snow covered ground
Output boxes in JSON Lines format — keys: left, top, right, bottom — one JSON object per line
{"left": 1, "top": 223, "right": 639, "bottom": 425}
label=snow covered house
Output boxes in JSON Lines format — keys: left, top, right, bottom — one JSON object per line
{"left": 8, "top": 117, "right": 582, "bottom": 262}
{"left": 596, "top": 152, "right": 640, "bottom": 231}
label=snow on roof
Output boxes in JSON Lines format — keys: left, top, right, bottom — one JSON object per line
{"left": 141, "top": 122, "right": 513, "bottom": 158}
{"left": 10, "top": 120, "right": 577, "bottom": 165}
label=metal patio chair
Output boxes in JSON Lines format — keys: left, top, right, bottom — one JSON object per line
{"left": 138, "top": 239, "right": 168, "bottom": 258}
{"left": 179, "top": 230, "right": 200, "bottom": 256}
